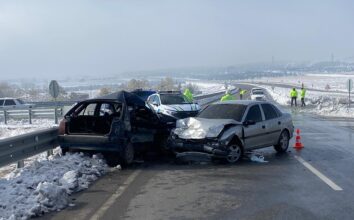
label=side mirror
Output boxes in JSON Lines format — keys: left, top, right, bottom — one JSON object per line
{"left": 152, "top": 101, "right": 159, "bottom": 106}
{"left": 243, "top": 120, "right": 256, "bottom": 126}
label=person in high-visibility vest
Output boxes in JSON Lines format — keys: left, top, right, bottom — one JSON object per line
{"left": 183, "top": 88, "right": 194, "bottom": 103}
{"left": 300, "top": 87, "right": 306, "bottom": 107}
{"left": 220, "top": 90, "right": 236, "bottom": 102}
{"left": 290, "top": 88, "right": 298, "bottom": 107}
{"left": 239, "top": 89, "right": 247, "bottom": 100}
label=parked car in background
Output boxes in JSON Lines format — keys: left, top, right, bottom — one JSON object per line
{"left": 168, "top": 100, "right": 294, "bottom": 163}
{"left": 58, "top": 91, "right": 170, "bottom": 165}
{"left": 0, "top": 98, "right": 33, "bottom": 109}
{"left": 250, "top": 88, "right": 266, "bottom": 101}
{"left": 147, "top": 91, "right": 200, "bottom": 123}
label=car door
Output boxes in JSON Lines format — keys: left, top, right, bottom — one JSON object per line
{"left": 261, "top": 103, "right": 282, "bottom": 146}
{"left": 243, "top": 104, "right": 266, "bottom": 149}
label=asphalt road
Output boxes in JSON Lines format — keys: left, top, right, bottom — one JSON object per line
{"left": 42, "top": 84, "right": 354, "bottom": 220}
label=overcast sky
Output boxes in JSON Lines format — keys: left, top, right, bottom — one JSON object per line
{"left": 1, "top": 0, "right": 354, "bottom": 79}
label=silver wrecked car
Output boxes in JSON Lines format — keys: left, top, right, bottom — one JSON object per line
{"left": 168, "top": 100, "right": 294, "bottom": 163}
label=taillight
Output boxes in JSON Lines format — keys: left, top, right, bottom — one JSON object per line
{"left": 59, "top": 119, "right": 67, "bottom": 135}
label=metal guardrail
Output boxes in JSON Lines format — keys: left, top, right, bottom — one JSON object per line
{"left": 0, "top": 127, "right": 58, "bottom": 168}
{"left": 0, "top": 107, "right": 63, "bottom": 125}
{"left": 0, "top": 89, "right": 238, "bottom": 169}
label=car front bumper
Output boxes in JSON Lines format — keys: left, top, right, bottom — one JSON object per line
{"left": 168, "top": 137, "right": 228, "bottom": 157}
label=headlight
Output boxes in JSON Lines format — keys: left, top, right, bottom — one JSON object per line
{"left": 176, "top": 119, "right": 187, "bottom": 128}
{"left": 162, "top": 109, "right": 176, "bottom": 116}
{"left": 206, "top": 125, "right": 224, "bottom": 138}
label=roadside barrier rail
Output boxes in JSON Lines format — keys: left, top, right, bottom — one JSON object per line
{"left": 0, "top": 107, "right": 64, "bottom": 125}
{"left": 0, "top": 127, "right": 58, "bottom": 168}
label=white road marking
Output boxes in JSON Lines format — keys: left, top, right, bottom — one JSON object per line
{"left": 89, "top": 170, "right": 142, "bottom": 220}
{"left": 294, "top": 155, "right": 343, "bottom": 191}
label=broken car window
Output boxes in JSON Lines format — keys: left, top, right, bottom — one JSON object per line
{"left": 79, "top": 103, "right": 97, "bottom": 116}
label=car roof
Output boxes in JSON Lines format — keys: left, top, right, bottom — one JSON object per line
{"left": 83, "top": 90, "right": 146, "bottom": 106}
{"left": 131, "top": 90, "right": 156, "bottom": 96}
{"left": 213, "top": 100, "right": 269, "bottom": 105}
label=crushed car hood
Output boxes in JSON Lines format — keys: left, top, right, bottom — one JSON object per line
{"left": 173, "top": 117, "right": 241, "bottom": 139}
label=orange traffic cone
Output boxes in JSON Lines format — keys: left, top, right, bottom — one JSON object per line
{"left": 293, "top": 129, "right": 304, "bottom": 149}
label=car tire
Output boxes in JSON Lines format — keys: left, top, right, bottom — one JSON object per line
{"left": 226, "top": 144, "right": 243, "bottom": 163}
{"left": 121, "top": 142, "right": 134, "bottom": 165}
{"left": 274, "top": 130, "right": 290, "bottom": 153}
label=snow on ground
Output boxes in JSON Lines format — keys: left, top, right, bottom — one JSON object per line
{"left": 246, "top": 72, "right": 354, "bottom": 92}
{"left": 0, "top": 119, "right": 57, "bottom": 179}
{"left": 0, "top": 148, "right": 109, "bottom": 220}
{"left": 250, "top": 83, "right": 354, "bottom": 118}
{"left": 0, "top": 119, "right": 56, "bottom": 140}
{"left": 185, "top": 81, "right": 226, "bottom": 95}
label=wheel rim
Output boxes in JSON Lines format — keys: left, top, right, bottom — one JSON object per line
{"left": 227, "top": 145, "right": 242, "bottom": 163}
{"left": 279, "top": 132, "right": 289, "bottom": 150}
{"left": 125, "top": 144, "right": 134, "bottom": 163}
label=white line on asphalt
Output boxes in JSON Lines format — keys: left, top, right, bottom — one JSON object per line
{"left": 89, "top": 170, "right": 142, "bottom": 220}
{"left": 294, "top": 155, "right": 343, "bottom": 191}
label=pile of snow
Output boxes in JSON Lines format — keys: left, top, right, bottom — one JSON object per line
{"left": 256, "top": 84, "right": 354, "bottom": 118}
{"left": 0, "top": 148, "right": 108, "bottom": 220}
{"left": 0, "top": 119, "right": 56, "bottom": 140}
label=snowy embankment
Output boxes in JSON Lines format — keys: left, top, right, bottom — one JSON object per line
{"left": 0, "top": 119, "right": 56, "bottom": 140}
{"left": 0, "top": 148, "right": 109, "bottom": 220}
{"left": 253, "top": 84, "right": 354, "bottom": 118}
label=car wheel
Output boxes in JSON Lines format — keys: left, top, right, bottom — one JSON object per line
{"left": 226, "top": 144, "right": 243, "bottom": 163}
{"left": 121, "top": 142, "right": 134, "bottom": 165}
{"left": 274, "top": 130, "right": 289, "bottom": 153}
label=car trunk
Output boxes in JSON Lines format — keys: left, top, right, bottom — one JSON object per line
{"left": 67, "top": 116, "right": 114, "bottom": 135}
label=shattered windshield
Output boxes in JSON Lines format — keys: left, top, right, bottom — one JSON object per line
{"left": 160, "top": 94, "right": 190, "bottom": 105}
{"left": 198, "top": 104, "right": 246, "bottom": 121}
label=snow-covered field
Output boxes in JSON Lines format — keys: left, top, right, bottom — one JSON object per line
{"left": 0, "top": 119, "right": 56, "bottom": 140}
{"left": 0, "top": 148, "right": 109, "bottom": 220}
{"left": 187, "top": 81, "right": 226, "bottom": 95}
{"left": 244, "top": 73, "right": 354, "bottom": 118}
{"left": 248, "top": 72, "right": 354, "bottom": 92}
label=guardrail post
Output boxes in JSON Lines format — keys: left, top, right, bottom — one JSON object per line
{"left": 54, "top": 107, "right": 58, "bottom": 124}
{"left": 47, "top": 149, "right": 54, "bottom": 157}
{"left": 17, "top": 160, "right": 25, "bottom": 168}
{"left": 3, "top": 110, "right": 7, "bottom": 125}
{"left": 28, "top": 109, "right": 32, "bottom": 124}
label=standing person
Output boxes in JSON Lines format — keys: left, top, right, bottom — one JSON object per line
{"left": 290, "top": 88, "right": 298, "bottom": 107}
{"left": 183, "top": 88, "right": 194, "bottom": 103}
{"left": 239, "top": 89, "right": 247, "bottom": 100}
{"left": 300, "top": 87, "right": 306, "bottom": 107}
{"left": 221, "top": 90, "right": 235, "bottom": 102}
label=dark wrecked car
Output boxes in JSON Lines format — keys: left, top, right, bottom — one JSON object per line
{"left": 168, "top": 100, "right": 294, "bottom": 163}
{"left": 58, "top": 91, "right": 169, "bottom": 165}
